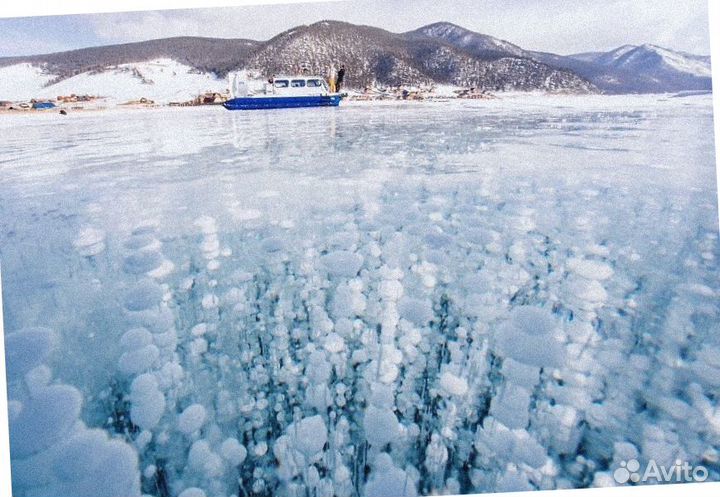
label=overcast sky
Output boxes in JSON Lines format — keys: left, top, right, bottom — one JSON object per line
{"left": 0, "top": 0, "right": 712, "bottom": 57}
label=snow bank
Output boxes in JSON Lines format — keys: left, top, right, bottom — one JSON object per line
{"left": 0, "top": 63, "right": 57, "bottom": 101}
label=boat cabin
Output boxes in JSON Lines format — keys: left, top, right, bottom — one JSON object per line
{"left": 269, "top": 76, "right": 329, "bottom": 95}
{"left": 224, "top": 73, "right": 342, "bottom": 110}
{"left": 230, "top": 74, "right": 331, "bottom": 98}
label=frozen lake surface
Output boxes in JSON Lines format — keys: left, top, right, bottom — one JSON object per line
{"left": 1, "top": 95, "right": 718, "bottom": 497}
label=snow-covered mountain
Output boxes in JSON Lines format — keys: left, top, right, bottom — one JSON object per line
{"left": 405, "top": 22, "right": 527, "bottom": 59}
{"left": 408, "top": 23, "right": 712, "bottom": 94}
{"left": 572, "top": 44, "right": 711, "bottom": 78}
{"left": 0, "top": 20, "right": 711, "bottom": 101}
{"left": 532, "top": 44, "right": 712, "bottom": 93}
{"left": 0, "top": 21, "right": 595, "bottom": 101}
{"left": 570, "top": 45, "right": 638, "bottom": 66}
{"left": 245, "top": 21, "right": 593, "bottom": 91}
{"left": 0, "top": 36, "right": 259, "bottom": 82}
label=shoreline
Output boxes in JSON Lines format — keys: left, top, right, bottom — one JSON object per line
{"left": 0, "top": 93, "right": 496, "bottom": 115}
{"left": 0, "top": 91, "right": 711, "bottom": 116}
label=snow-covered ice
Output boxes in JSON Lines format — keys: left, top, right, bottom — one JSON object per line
{"left": 0, "top": 94, "right": 718, "bottom": 496}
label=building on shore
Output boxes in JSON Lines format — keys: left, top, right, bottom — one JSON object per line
{"left": 56, "top": 94, "right": 98, "bottom": 103}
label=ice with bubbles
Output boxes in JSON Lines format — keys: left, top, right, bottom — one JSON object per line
{"left": 1, "top": 95, "right": 718, "bottom": 496}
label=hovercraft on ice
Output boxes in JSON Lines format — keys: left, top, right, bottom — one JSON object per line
{"left": 223, "top": 73, "right": 343, "bottom": 111}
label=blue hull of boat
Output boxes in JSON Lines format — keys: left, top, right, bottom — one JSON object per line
{"left": 223, "top": 95, "right": 341, "bottom": 110}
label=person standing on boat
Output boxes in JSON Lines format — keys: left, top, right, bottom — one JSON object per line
{"left": 336, "top": 65, "right": 346, "bottom": 92}
{"left": 264, "top": 77, "right": 274, "bottom": 95}
{"left": 327, "top": 64, "right": 337, "bottom": 93}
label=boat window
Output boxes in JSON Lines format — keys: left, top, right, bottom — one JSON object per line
{"left": 274, "top": 80, "right": 289, "bottom": 88}
{"left": 291, "top": 80, "right": 306, "bottom": 88}
{"left": 306, "top": 79, "right": 323, "bottom": 87}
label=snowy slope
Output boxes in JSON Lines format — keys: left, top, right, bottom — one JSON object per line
{"left": 0, "top": 63, "right": 57, "bottom": 101}
{"left": 0, "top": 59, "right": 227, "bottom": 103}
{"left": 642, "top": 44, "right": 711, "bottom": 77}
{"left": 570, "top": 45, "right": 638, "bottom": 65}
{"left": 602, "top": 44, "right": 712, "bottom": 78}
{"left": 568, "top": 44, "right": 712, "bottom": 84}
